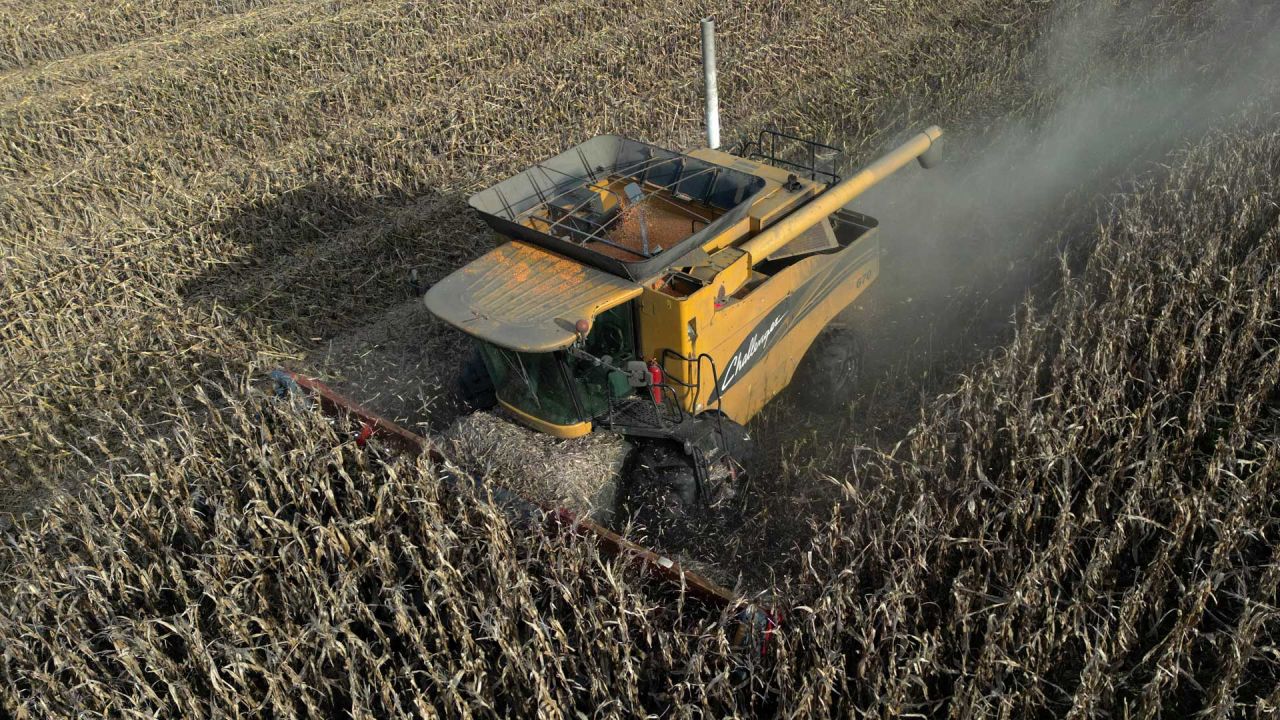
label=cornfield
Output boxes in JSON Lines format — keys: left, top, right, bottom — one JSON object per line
{"left": 2, "top": 0, "right": 1278, "bottom": 716}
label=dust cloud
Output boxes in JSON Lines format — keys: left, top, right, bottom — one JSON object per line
{"left": 835, "top": 0, "right": 1280, "bottom": 431}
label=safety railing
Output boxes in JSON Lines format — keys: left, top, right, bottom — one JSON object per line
{"left": 739, "top": 129, "right": 844, "bottom": 185}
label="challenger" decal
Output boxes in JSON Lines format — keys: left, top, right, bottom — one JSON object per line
{"left": 710, "top": 242, "right": 879, "bottom": 401}
{"left": 720, "top": 314, "right": 785, "bottom": 390}
{"left": 713, "top": 295, "right": 796, "bottom": 399}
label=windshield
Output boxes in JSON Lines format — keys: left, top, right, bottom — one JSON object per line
{"left": 566, "top": 303, "right": 636, "bottom": 417}
{"left": 476, "top": 302, "right": 638, "bottom": 427}
{"left": 478, "top": 345, "right": 580, "bottom": 425}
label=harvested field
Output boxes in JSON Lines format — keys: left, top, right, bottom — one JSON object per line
{"left": 443, "top": 410, "right": 630, "bottom": 520}
{"left": 3, "top": 0, "right": 1280, "bottom": 716}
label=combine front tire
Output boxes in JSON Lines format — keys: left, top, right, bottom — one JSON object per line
{"left": 624, "top": 440, "right": 700, "bottom": 518}
{"left": 712, "top": 416, "right": 758, "bottom": 474}
{"left": 620, "top": 423, "right": 755, "bottom": 536}
{"left": 459, "top": 349, "right": 497, "bottom": 410}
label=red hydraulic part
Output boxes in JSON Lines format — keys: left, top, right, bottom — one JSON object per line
{"left": 269, "top": 369, "right": 777, "bottom": 656}
{"left": 355, "top": 421, "right": 374, "bottom": 448}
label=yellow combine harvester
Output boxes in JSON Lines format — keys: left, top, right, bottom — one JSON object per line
{"left": 425, "top": 126, "right": 943, "bottom": 518}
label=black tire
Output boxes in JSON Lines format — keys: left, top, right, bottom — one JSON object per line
{"left": 621, "top": 440, "right": 700, "bottom": 520}
{"left": 710, "top": 416, "right": 758, "bottom": 472}
{"left": 791, "top": 324, "right": 864, "bottom": 412}
{"left": 459, "top": 348, "right": 497, "bottom": 410}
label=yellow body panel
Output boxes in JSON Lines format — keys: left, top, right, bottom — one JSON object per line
{"left": 641, "top": 224, "right": 879, "bottom": 423}
{"left": 499, "top": 399, "right": 594, "bottom": 438}
{"left": 424, "top": 241, "right": 641, "bottom": 352}
{"left": 714, "top": 239, "right": 879, "bottom": 421}
{"left": 687, "top": 148, "right": 824, "bottom": 233}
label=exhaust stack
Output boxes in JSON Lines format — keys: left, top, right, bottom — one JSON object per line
{"left": 701, "top": 18, "right": 720, "bottom": 150}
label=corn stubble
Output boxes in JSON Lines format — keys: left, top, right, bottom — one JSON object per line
{"left": 768, "top": 123, "right": 1280, "bottom": 716}
{"left": 2, "top": 0, "right": 1278, "bottom": 716}
{"left": 5, "top": 380, "right": 721, "bottom": 716}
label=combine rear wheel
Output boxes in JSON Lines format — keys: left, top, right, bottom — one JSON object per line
{"left": 792, "top": 324, "right": 864, "bottom": 412}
